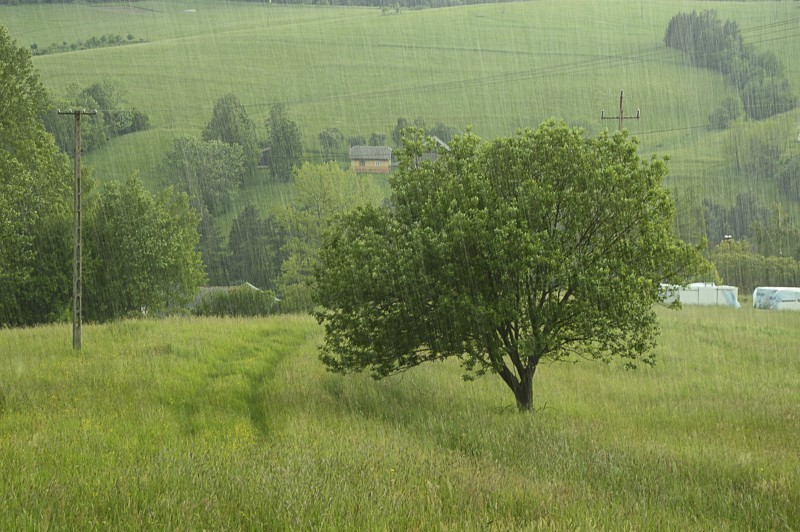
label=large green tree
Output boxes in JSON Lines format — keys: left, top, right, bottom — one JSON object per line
{"left": 160, "top": 135, "right": 246, "bottom": 215}
{"left": 278, "top": 162, "right": 381, "bottom": 311}
{"left": 227, "top": 204, "right": 287, "bottom": 290}
{"left": 265, "top": 104, "right": 302, "bottom": 182}
{"left": 159, "top": 136, "right": 245, "bottom": 283}
{"left": 318, "top": 127, "right": 346, "bottom": 162}
{"left": 84, "top": 176, "right": 205, "bottom": 321}
{"left": 0, "top": 26, "right": 73, "bottom": 326}
{"left": 314, "top": 122, "right": 708, "bottom": 411}
{"left": 203, "top": 93, "right": 260, "bottom": 173}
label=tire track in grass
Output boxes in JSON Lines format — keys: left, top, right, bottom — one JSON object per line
{"left": 159, "top": 316, "right": 319, "bottom": 440}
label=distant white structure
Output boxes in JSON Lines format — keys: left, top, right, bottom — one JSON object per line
{"left": 752, "top": 287, "right": 800, "bottom": 311}
{"left": 661, "top": 282, "right": 741, "bottom": 308}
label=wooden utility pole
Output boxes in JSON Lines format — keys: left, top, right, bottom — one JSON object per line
{"left": 58, "top": 109, "right": 96, "bottom": 350}
{"left": 601, "top": 90, "right": 640, "bottom": 130}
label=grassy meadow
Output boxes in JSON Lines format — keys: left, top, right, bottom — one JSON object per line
{"left": 2, "top": 3, "right": 799, "bottom": 525}
{"left": 1, "top": 308, "right": 798, "bottom": 529}
{"left": 3, "top": 0, "right": 800, "bottom": 207}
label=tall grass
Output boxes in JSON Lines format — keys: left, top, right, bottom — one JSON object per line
{"left": 1, "top": 307, "right": 797, "bottom": 528}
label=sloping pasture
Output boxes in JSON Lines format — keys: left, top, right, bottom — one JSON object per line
{"left": 4, "top": 0, "right": 799, "bottom": 204}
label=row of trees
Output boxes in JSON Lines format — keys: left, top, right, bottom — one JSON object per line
{"left": 30, "top": 34, "right": 146, "bottom": 56}
{"left": 83, "top": 177, "right": 205, "bottom": 322}
{"left": 317, "top": 117, "right": 460, "bottom": 163}
{"left": 183, "top": 94, "right": 303, "bottom": 183}
{"left": 188, "top": 91, "right": 465, "bottom": 190}
{"left": 180, "top": 161, "right": 382, "bottom": 312}
{"left": 174, "top": 96, "right": 466, "bottom": 302}
{"left": 0, "top": 26, "right": 205, "bottom": 327}
{"left": 723, "top": 121, "right": 800, "bottom": 204}
{"left": 154, "top": 96, "right": 302, "bottom": 288}
{"left": 391, "top": 117, "right": 459, "bottom": 147}
{"left": 674, "top": 190, "right": 800, "bottom": 260}
{"left": 41, "top": 80, "right": 149, "bottom": 156}
{"left": 708, "top": 240, "right": 800, "bottom": 293}
{"left": 153, "top": 88, "right": 385, "bottom": 311}
{"left": 664, "top": 10, "right": 796, "bottom": 123}
{"left": 1, "top": 167, "right": 206, "bottom": 327}
{"left": 317, "top": 128, "right": 388, "bottom": 162}
{"left": 672, "top": 186, "right": 800, "bottom": 295}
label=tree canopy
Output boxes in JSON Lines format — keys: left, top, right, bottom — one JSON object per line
{"left": 41, "top": 80, "right": 149, "bottom": 156}
{"left": 278, "top": 161, "right": 381, "bottom": 311}
{"left": 0, "top": 26, "right": 73, "bottom": 326}
{"left": 265, "top": 104, "right": 302, "bottom": 182}
{"left": 227, "top": 204, "right": 287, "bottom": 291}
{"left": 84, "top": 176, "right": 205, "bottom": 321}
{"left": 160, "top": 135, "right": 246, "bottom": 216}
{"left": 314, "top": 121, "right": 708, "bottom": 411}
{"left": 318, "top": 127, "right": 346, "bottom": 163}
{"left": 203, "top": 93, "right": 260, "bottom": 173}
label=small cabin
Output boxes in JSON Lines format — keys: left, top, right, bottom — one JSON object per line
{"left": 349, "top": 146, "right": 392, "bottom": 174}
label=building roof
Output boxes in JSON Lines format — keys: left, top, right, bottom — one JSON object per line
{"left": 349, "top": 145, "right": 392, "bottom": 160}
{"left": 430, "top": 135, "right": 450, "bottom": 152}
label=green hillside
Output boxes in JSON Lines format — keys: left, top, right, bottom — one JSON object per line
{"left": 3, "top": 0, "right": 799, "bottom": 206}
{"left": 0, "top": 309, "right": 797, "bottom": 528}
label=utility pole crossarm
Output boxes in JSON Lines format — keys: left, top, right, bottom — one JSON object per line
{"left": 601, "top": 90, "right": 640, "bottom": 131}
{"left": 58, "top": 109, "right": 97, "bottom": 350}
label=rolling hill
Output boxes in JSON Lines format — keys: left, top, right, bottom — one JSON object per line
{"left": 3, "top": 0, "right": 799, "bottom": 210}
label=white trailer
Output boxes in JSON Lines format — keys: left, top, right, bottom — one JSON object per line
{"left": 752, "top": 287, "right": 800, "bottom": 311}
{"left": 661, "top": 283, "right": 741, "bottom": 308}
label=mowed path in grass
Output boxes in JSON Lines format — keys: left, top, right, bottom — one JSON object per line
{"left": 0, "top": 307, "right": 797, "bottom": 528}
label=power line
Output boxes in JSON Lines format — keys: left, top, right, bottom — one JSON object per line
{"left": 601, "top": 90, "right": 640, "bottom": 131}
{"left": 636, "top": 123, "right": 709, "bottom": 136}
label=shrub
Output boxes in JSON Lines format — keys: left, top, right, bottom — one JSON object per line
{"left": 192, "top": 286, "right": 280, "bottom": 317}
{"left": 708, "top": 96, "right": 742, "bottom": 130}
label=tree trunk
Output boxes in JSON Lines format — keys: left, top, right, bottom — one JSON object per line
{"left": 514, "top": 364, "right": 537, "bottom": 412}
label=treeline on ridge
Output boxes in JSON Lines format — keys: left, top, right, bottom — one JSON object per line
{"left": 664, "top": 10, "right": 796, "bottom": 123}
{"left": 0, "top": 0, "right": 136, "bottom": 3}
{"left": 30, "top": 33, "right": 147, "bottom": 56}
{"left": 1, "top": 0, "right": 514, "bottom": 8}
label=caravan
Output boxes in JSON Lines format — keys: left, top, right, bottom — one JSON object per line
{"left": 752, "top": 287, "right": 800, "bottom": 311}
{"left": 661, "top": 283, "right": 741, "bottom": 308}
